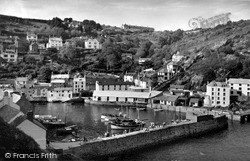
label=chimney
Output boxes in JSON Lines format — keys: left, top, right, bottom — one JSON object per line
{"left": 27, "top": 111, "right": 33, "bottom": 121}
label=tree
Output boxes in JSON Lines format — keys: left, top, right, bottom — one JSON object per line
{"left": 38, "top": 66, "right": 52, "bottom": 83}
{"left": 25, "top": 56, "right": 36, "bottom": 64}
{"left": 49, "top": 17, "right": 63, "bottom": 28}
{"left": 136, "top": 40, "right": 153, "bottom": 58}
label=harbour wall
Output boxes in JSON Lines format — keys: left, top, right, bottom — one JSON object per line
{"left": 65, "top": 115, "right": 228, "bottom": 159}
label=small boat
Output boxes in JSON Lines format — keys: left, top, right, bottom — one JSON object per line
{"left": 101, "top": 113, "right": 128, "bottom": 122}
{"left": 153, "top": 108, "right": 163, "bottom": 112}
{"left": 109, "top": 119, "right": 145, "bottom": 130}
{"left": 34, "top": 115, "right": 66, "bottom": 128}
{"left": 56, "top": 125, "right": 78, "bottom": 136}
{"left": 137, "top": 107, "right": 147, "bottom": 111}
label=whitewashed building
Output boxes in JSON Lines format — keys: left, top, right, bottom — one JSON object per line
{"left": 206, "top": 81, "right": 230, "bottom": 107}
{"left": 47, "top": 87, "right": 73, "bottom": 102}
{"left": 172, "top": 51, "right": 184, "bottom": 62}
{"left": 26, "top": 33, "right": 38, "bottom": 42}
{"left": 84, "top": 39, "right": 101, "bottom": 50}
{"left": 73, "top": 77, "right": 86, "bottom": 93}
{"left": 0, "top": 49, "right": 18, "bottom": 62}
{"left": 227, "top": 78, "right": 250, "bottom": 97}
{"left": 46, "top": 37, "right": 63, "bottom": 50}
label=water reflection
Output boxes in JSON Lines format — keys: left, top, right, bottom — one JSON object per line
{"left": 34, "top": 103, "right": 186, "bottom": 138}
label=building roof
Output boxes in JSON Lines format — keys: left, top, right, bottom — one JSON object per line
{"left": 97, "top": 81, "right": 134, "bottom": 86}
{"left": 189, "top": 98, "right": 200, "bottom": 103}
{"left": 93, "top": 90, "right": 162, "bottom": 99}
{"left": 207, "top": 81, "right": 229, "bottom": 87}
{"left": 11, "top": 115, "right": 47, "bottom": 130}
{"left": 49, "top": 37, "right": 62, "bottom": 41}
{"left": 51, "top": 79, "right": 65, "bottom": 84}
{"left": 227, "top": 78, "right": 250, "bottom": 84}
{"left": 51, "top": 74, "right": 69, "bottom": 80}
{"left": 153, "top": 94, "right": 178, "bottom": 102}
{"left": 0, "top": 105, "right": 22, "bottom": 123}
{"left": 16, "top": 95, "right": 34, "bottom": 114}
{"left": 53, "top": 87, "right": 72, "bottom": 91}
{"left": 170, "top": 84, "right": 185, "bottom": 90}
{"left": 167, "top": 61, "right": 178, "bottom": 66}
{"left": 16, "top": 77, "right": 28, "bottom": 82}
{"left": 157, "top": 68, "right": 168, "bottom": 73}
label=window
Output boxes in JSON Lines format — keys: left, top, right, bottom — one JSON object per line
{"left": 125, "top": 98, "right": 128, "bottom": 102}
{"left": 217, "top": 97, "right": 220, "bottom": 100}
{"left": 231, "top": 91, "right": 233, "bottom": 94}
{"left": 248, "top": 88, "right": 250, "bottom": 90}
{"left": 116, "top": 97, "right": 118, "bottom": 101}
{"left": 107, "top": 85, "right": 109, "bottom": 90}
{"left": 223, "top": 93, "right": 225, "bottom": 96}
{"left": 231, "top": 87, "right": 233, "bottom": 89}
{"left": 51, "top": 94, "right": 53, "bottom": 96}
{"left": 223, "top": 88, "right": 226, "bottom": 92}
{"left": 239, "top": 87, "right": 242, "bottom": 90}
{"left": 212, "top": 88, "right": 214, "bottom": 91}
{"left": 212, "top": 92, "right": 214, "bottom": 95}
{"left": 217, "top": 92, "right": 220, "bottom": 95}
{"left": 218, "top": 88, "right": 220, "bottom": 91}
{"left": 98, "top": 97, "right": 101, "bottom": 101}
{"left": 62, "top": 94, "right": 64, "bottom": 97}
{"left": 102, "top": 86, "right": 104, "bottom": 90}
{"left": 3, "top": 55, "right": 8, "bottom": 57}
{"left": 107, "top": 97, "right": 109, "bottom": 101}
{"left": 119, "top": 85, "right": 121, "bottom": 90}
{"left": 212, "top": 97, "right": 214, "bottom": 100}
{"left": 223, "top": 97, "right": 225, "bottom": 100}
{"left": 239, "top": 84, "right": 242, "bottom": 86}
{"left": 10, "top": 55, "right": 14, "bottom": 57}
{"left": 212, "top": 101, "right": 214, "bottom": 104}
{"left": 223, "top": 102, "right": 225, "bottom": 104}
{"left": 217, "top": 101, "right": 220, "bottom": 104}
{"left": 231, "top": 84, "right": 233, "bottom": 86}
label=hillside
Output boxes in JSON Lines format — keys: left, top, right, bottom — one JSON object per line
{"left": 1, "top": 14, "right": 250, "bottom": 91}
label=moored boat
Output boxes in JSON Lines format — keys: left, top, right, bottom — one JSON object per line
{"left": 56, "top": 125, "right": 78, "bottom": 136}
{"left": 109, "top": 118, "right": 145, "bottom": 130}
{"left": 34, "top": 115, "right": 66, "bottom": 128}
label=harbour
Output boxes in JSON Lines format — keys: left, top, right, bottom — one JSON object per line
{"left": 33, "top": 103, "right": 250, "bottom": 161}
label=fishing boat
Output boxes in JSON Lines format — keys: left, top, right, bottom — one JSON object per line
{"left": 56, "top": 125, "right": 78, "bottom": 136}
{"left": 153, "top": 108, "right": 164, "bottom": 112}
{"left": 137, "top": 107, "right": 147, "bottom": 111}
{"left": 109, "top": 118, "right": 145, "bottom": 130}
{"left": 34, "top": 115, "right": 66, "bottom": 128}
{"left": 101, "top": 113, "right": 129, "bottom": 122}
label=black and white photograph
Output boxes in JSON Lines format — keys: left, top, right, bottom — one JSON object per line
{"left": 0, "top": 0, "right": 250, "bottom": 160}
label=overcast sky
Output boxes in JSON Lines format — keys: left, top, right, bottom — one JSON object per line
{"left": 0, "top": 0, "right": 250, "bottom": 31}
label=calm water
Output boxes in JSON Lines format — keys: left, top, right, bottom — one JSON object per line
{"left": 34, "top": 103, "right": 250, "bottom": 161}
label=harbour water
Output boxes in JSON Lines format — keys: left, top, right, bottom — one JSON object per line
{"left": 34, "top": 103, "right": 250, "bottom": 161}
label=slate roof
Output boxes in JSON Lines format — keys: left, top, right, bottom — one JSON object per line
{"left": 93, "top": 90, "right": 162, "bottom": 99}
{"left": 0, "top": 105, "right": 22, "bottom": 123}
{"left": 11, "top": 115, "right": 47, "bottom": 130}
{"left": 227, "top": 78, "right": 250, "bottom": 84}
{"left": 153, "top": 95, "right": 179, "bottom": 102}
{"left": 207, "top": 81, "right": 229, "bottom": 87}
{"left": 16, "top": 95, "right": 34, "bottom": 114}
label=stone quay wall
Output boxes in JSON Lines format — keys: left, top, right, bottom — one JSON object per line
{"left": 65, "top": 115, "right": 228, "bottom": 159}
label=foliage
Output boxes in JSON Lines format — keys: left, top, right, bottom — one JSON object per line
{"left": 37, "top": 66, "right": 52, "bottom": 83}
{"left": 0, "top": 117, "right": 48, "bottom": 161}
{"left": 136, "top": 40, "right": 153, "bottom": 58}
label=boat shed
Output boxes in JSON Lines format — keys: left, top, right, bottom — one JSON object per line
{"left": 93, "top": 90, "right": 162, "bottom": 103}
{"left": 153, "top": 94, "right": 178, "bottom": 106}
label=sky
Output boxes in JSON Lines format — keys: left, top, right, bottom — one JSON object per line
{"left": 0, "top": 0, "right": 250, "bottom": 31}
